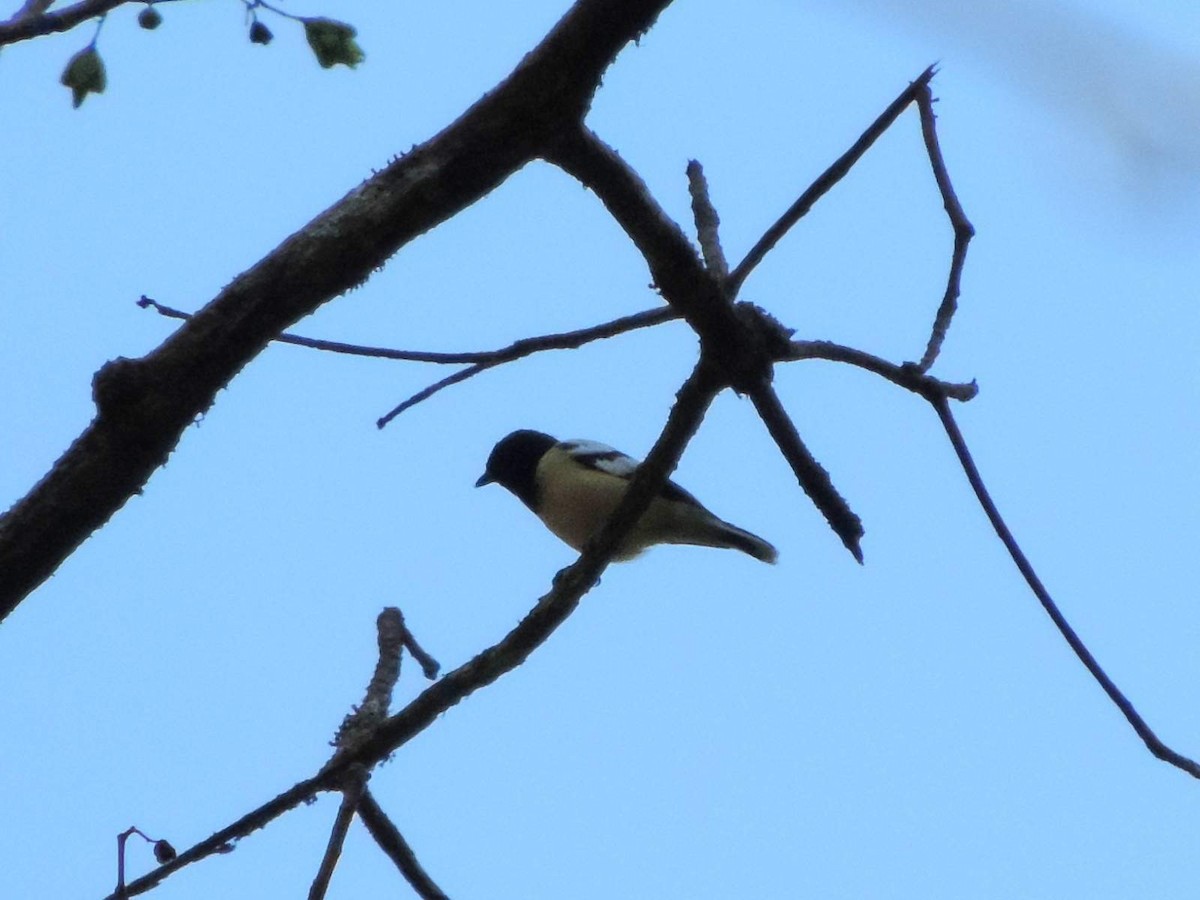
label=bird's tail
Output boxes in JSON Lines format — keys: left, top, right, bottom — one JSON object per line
{"left": 712, "top": 521, "right": 779, "bottom": 564}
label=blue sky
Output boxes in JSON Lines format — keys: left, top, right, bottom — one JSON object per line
{"left": 2, "top": 1, "right": 1199, "bottom": 897}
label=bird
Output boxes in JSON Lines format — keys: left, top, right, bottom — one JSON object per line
{"left": 475, "top": 429, "right": 778, "bottom": 564}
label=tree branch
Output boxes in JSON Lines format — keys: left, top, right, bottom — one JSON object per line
{"left": 307, "top": 767, "right": 367, "bottom": 900}
{"left": 686, "top": 159, "right": 729, "bottom": 281}
{"left": 932, "top": 396, "right": 1200, "bottom": 779}
{"left": 546, "top": 126, "right": 773, "bottom": 394}
{"left": 0, "top": 0, "right": 676, "bottom": 624}
{"left": 358, "top": 791, "right": 451, "bottom": 900}
{"left": 0, "top": 0, "right": 125, "bottom": 45}
{"left": 914, "top": 81, "right": 975, "bottom": 372}
{"left": 375, "top": 306, "right": 682, "bottom": 426}
{"left": 138, "top": 295, "right": 681, "bottom": 366}
{"left": 726, "top": 65, "right": 937, "bottom": 297}
{"left": 749, "top": 382, "right": 865, "bottom": 561}
{"left": 784, "top": 340, "right": 977, "bottom": 402}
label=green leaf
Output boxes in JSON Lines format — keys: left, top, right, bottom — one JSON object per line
{"left": 60, "top": 46, "right": 106, "bottom": 108}
{"left": 302, "top": 18, "right": 364, "bottom": 69}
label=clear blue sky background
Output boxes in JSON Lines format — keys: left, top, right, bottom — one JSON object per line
{"left": 3, "top": 1, "right": 1199, "bottom": 897}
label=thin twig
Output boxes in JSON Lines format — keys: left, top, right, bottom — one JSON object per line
{"left": 687, "top": 160, "right": 729, "bottom": 282}
{"left": 372, "top": 306, "right": 684, "bottom": 426}
{"left": 748, "top": 383, "right": 864, "bottom": 562}
{"left": 914, "top": 82, "right": 975, "bottom": 372}
{"left": 726, "top": 65, "right": 937, "bottom": 296}
{"left": 103, "top": 776, "right": 321, "bottom": 899}
{"left": 139, "top": 296, "right": 684, "bottom": 429}
{"left": 932, "top": 396, "right": 1200, "bottom": 779}
{"left": 138, "top": 296, "right": 680, "bottom": 366}
{"left": 784, "top": 340, "right": 977, "bottom": 402}
{"left": 378, "top": 363, "right": 489, "bottom": 429}
{"left": 308, "top": 767, "right": 368, "bottom": 900}
{"left": 401, "top": 625, "right": 441, "bottom": 680}
{"left": 358, "top": 790, "right": 450, "bottom": 900}
{"left": 114, "top": 827, "right": 174, "bottom": 899}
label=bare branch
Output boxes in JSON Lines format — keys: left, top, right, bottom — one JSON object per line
{"left": 0, "top": 0, "right": 126, "bottom": 46}
{"left": 549, "top": 133, "right": 872, "bottom": 560}
{"left": 138, "top": 295, "right": 680, "bottom": 366}
{"left": 914, "top": 82, "right": 975, "bottom": 372}
{"left": 784, "top": 339, "right": 977, "bottom": 402}
{"left": 329, "top": 609, "right": 408, "bottom": 764}
{"left": 3, "top": 0, "right": 52, "bottom": 26}
{"left": 546, "top": 127, "right": 773, "bottom": 394}
{"left": 308, "top": 767, "right": 368, "bottom": 900}
{"left": 748, "top": 383, "right": 865, "bottom": 562}
{"left": 358, "top": 791, "right": 450, "bottom": 900}
{"left": 686, "top": 160, "right": 728, "bottom": 281}
{"left": 103, "top": 776, "right": 322, "bottom": 898}
{"left": 400, "top": 622, "right": 441, "bottom": 681}
{"left": 726, "top": 65, "right": 938, "bottom": 297}
{"left": 932, "top": 396, "right": 1200, "bottom": 780}
{"left": 379, "top": 364, "right": 488, "bottom": 428}
{"left": 375, "top": 306, "right": 682, "bottom": 427}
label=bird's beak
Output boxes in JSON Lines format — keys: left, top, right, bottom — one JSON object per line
{"left": 475, "top": 472, "right": 494, "bottom": 488}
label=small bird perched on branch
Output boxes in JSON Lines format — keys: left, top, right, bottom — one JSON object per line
{"left": 476, "top": 429, "right": 778, "bottom": 564}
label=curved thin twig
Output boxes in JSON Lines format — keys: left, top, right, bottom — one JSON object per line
{"left": 726, "top": 65, "right": 937, "bottom": 297}
{"left": 138, "top": 296, "right": 681, "bottom": 366}
{"left": 914, "top": 82, "right": 975, "bottom": 371}
{"left": 932, "top": 395, "right": 1200, "bottom": 780}
{"left": 784, "top": 340, "right": 977, "bottom": 402}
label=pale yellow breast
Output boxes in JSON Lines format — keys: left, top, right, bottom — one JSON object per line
{"left": 535, "top": 447, "right": 630, "bottom": 554}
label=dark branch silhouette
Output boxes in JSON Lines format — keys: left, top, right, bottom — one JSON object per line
{"left": 358, "top": 791, "right": 451, "bottom": 900}
{"left": 307, "top": 767, "right": 367, "bottom": 900}
{"left": 749, "top": 382, "right": 865, "bottom": 561}
{"left": 546, "top": 126, "right": 866, "bottom": 561}
{"left": 932, "top": 397, "right": 1200, "bottom": 780}
{"left": 687, "top": 160, "right": 730, "bottom": 282}
{"left": 5, "top": 1, "right": 1194, "bottom": 894}
{"left": 0, "top": 0, "right": 126, "bottom": 46}
{"left": 137, "top": 295, "right": 681, "bottom": 367}
{"left": 914, "top": 81, "right": 975, "bottom": 371}
{"left": 725, "top": 66, "right": 937, "bottom": 297}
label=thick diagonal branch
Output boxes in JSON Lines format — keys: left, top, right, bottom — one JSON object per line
{"left": 0, "top": 0, "right": 675, "bottom": 623}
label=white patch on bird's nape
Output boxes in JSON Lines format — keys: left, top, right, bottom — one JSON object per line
{"left": 561, "top": 440, "right": 640, "bottom": 479}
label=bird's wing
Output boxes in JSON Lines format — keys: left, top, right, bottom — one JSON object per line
{"left": 560, "top": 439, "right": 705, "bottom": 508}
